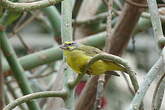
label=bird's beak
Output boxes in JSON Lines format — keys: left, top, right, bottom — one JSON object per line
{"left": 59, "top": 45, "right": 66, "bottom": 50}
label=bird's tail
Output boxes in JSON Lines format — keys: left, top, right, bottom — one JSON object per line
{"left": 105, "top": 71, "right": 120, "bottom": 76}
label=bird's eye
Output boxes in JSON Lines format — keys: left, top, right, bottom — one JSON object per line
{"left": 72, "top": 42, "right": 76, "bottom": 45}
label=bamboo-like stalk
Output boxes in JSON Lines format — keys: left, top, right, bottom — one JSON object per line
{"left": 61, "top": 0, "right": 73, "bottom": 42}
{"left": 43, "top": 6, "right": 61, "bottom": 38}
{"left": 0, "top": 32, "right": 40, "bottom": 110}
{"left": 61, "top": 0, "right": 75, "bottom": 109}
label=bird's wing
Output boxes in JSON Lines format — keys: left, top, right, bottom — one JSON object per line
{"left": 78, "top": 45, "right": 102, "bottom": 56}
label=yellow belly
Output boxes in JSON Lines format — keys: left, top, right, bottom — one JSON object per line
{"left": 64, "top": 50, "right": 124, "bottom": 75}
{"left": 65, "top": 51, "right": 90, "bottom": 74}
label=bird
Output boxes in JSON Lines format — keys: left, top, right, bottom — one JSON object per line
{"left": 60, "top": 41, "right": 126, "bottom": 75}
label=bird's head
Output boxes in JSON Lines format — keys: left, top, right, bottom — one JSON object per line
{"left": 60, "top": 41, "right": 79, "bottom": 51}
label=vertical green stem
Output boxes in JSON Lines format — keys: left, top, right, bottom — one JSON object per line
{"left": 61, "top": 0, "right": 74, "bottom": 109}
{"left": 0, "top": 31, "right": 40, "bottom": 110}
{"left": 43, "top": 6, "right": 61, "bottom": 37}
{"left": 61, "top": 0, "right": 73, "bottom": 42}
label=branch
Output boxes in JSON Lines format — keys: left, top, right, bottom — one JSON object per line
{"left": 0, "top": 41, "right": 4, "bottom": 109}
{"left": 3, "top": 91, "right": 67, "bottom": 110}
{"left": 1, "top": 0, "right": 64, "bottom": 11}
{"left": 61, "top": 0, "right": 74, "bottom": 109}
{"left": 5, "top": 80, "right": 27, "bottom": 110}
{"left": 73, "top": 12, "right": 108, "bottom": 26}
{"left": 147, "top": 0, "right": 165, "bottom": 48}
{"left": 84, "top": 54, "right": 139, "bottom": 92}
{"left": 61, "top": 0, "right": 73, "bottom": 42}
{"left": 152, "top": 45, "right": 165, "bottom": 110}
{"left": 128, "top": 0, "right": 165, "bottom": 109}
{"left": 42, "top": 6, "right": 61, "bottom": 39}
{"left": 121, "top": 73, "right": 134, "bottom": 95}
{"left": 128, "top": 57, "right": 164, "bottom": 110}
{"left": 0, "top": 56, "right": 4, "bottom": 110}
{"left": 67, "top": 74, "right": 84, "bottom": 89}
{"left": 152, "top": 72, "right": 165, "bottom": 110}
{"left": 6, "top": 69, "right": 55, "bottom": 84}
{"left": 0, "top": 31, "right": 40, "bottom": 110}
{"left": 93, "top": 0, "right": 113, "bottom": 109}
{"left": 94, "top": 74, "right": 105, "bottom": 110}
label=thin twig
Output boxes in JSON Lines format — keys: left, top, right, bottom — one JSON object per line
{"left": 6, "top": 80, "right": 27, "bottom": 110}
{"left": 67, "top": 74, "right": 84, "bottom": 89}
{"left": 0, "top": 70, "right": 4, "bottom": 110}
{"left": 12, "top": 11, "right": 40, "bottom": 36}
{"left": 102, "top": 0, "right": 108, "bottom": 6}
{"left": 121, "top": 72, "right": 134, "bottom": 95}
{"left": 152, "top": 73, "right": 165, "bottom": 110}
{"left": 4, "top": 91, "right": 10, "bottom": 106}
{"left": 74, "top": 10, "right": 165, "bottom": 28}
{"left": 94, "top": 74, "right": 105, "bottom": 110}
{"left": 6, "top": 70, "right": 55, "bottom": 84}
{"left": 105, "top": 0, "right": 113, "bottom": 51}
{"left": 72, "top": 0, "right": 83, "bottom": 19}
{"left": 17, "top": 33, "right": 34, "bottom": 53}
{"left": 113, "top": 0, "right": 122, "bottom": 9}
{"left": 73, "top": 12, "right": 117, "bottom": 26}
{"left": 0, "top": 47, "right": 4, "bottom": 109}
{"left": 3, "top": 90, "right": 68, "bottom": 110}
{"left": 95, "top": 0, "right": 113, "bottom": 109}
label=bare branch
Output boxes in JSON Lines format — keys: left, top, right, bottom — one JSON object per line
{"left": 3, "top": 91, "right": 68, "bottom": 110}
{"left": 152, "top": 73, "right": 165, "bottom": 110}
{"left": 1, "top": 0, "right": 64, "bottom": 11}
{"left": 128, "top": 58, "right": 164, "bottom": 110}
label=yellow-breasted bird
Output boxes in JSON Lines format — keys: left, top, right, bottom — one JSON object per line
{"left": 60, "top": 41, "right": 125, "bottom": 75}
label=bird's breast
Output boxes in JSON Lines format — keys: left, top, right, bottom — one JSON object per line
{"left": 65, "top": 50, "right": 90, "bottom": 74}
